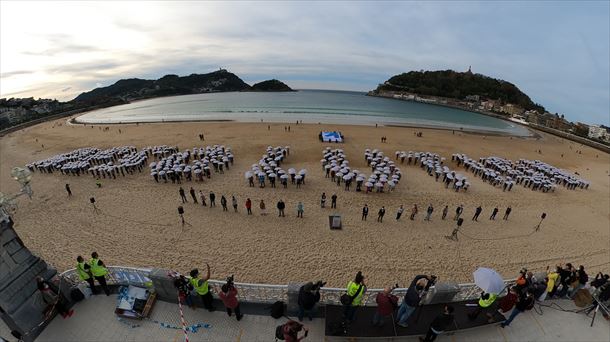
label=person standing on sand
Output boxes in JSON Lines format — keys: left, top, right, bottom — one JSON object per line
{"left": 472, "top": 206, "right": 482, "bottom": 221}
{"left": 277, "top": 199, "right": 286, "bottom": 217}
{"left": 220, "top": 195, "right": 228, "bottom": 211}
{"left": 321, "top": 193, "right": 326, "bottom": 208}
{"left": 454, "top": 205, "right": 463, "bottom": 221}
{"left": 362, "top": 204, "right": 369, "bottom": 221}
{"left": 396, "top": 205, "right": 404, "bottom": 220}
{"left": 297, "top": 202, "right": 304, "bottom": 218}
{"left": 260, "top": 200, "right": 267, "bottom": 216}
{"left": 246, "top": 198, "right": 252, "bottom": 215}
{"left": 490, "top": 207, "right": 499, "bottom": 220}
{"left": 65, "top": 183, "right": 72, "bottom": 197}
{"left": 503, "top": 206, "right": 512, "bottom": 220}
{"left": 209, "top": 191, "right": 216, "bottom": 207}
{"left": 190, "top": 187, "right": 198, "bottom": 204}
{"left": 377, "top": 206, "right": 385, "bottom": 222}
{"left": 410, "top": 204, "right": 418, "bottom": 220}
{"left": 179, "top": 187, "right": 187, "bottom": 203}
{"left": 331, "top": 194, "right": 337, "bottom": 209}
{"left": 199, "top": 190, "right": 207, "bottom": 206}
{"left": 232, "top": 196, "right": 238, "bottom": 212}
{"left": 442, "top": 205, "right": 449, "bottom": 220}
{"left": 425, "top": 204, "right": 434, "bottom": 221}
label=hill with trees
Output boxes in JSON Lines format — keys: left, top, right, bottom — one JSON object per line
{"left": 250, "top": 79, "right": 293, "bottom": 91}
{"left": 373, "top": 69, "right": 545, "bottom": 113}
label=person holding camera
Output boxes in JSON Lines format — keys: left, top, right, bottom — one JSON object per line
{"left": 343, "top": 271, "right": 366, "bottom": 322}
{"left": 372, "top": 286, "right": 398, "bottom": 327}
{"left": 189, "top": 264, "right": 216, "bottom": 311}
{"left": 219, "top": 275, "right": 243, "bottom": 321}
{"left": 397, "top": 274, "right": 435, "bottom": 328}
{"left": 298, "top": 281, "right": 323, "bottom": 321}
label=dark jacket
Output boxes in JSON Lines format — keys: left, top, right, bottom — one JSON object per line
{"left": 430, "top": 312, "right": 454, "bottom": 332}
{"left": 403, "top": 275, "right": 429, "bottom": 307}
{"left": 277, "top": 201, "right": 285, "bottom": 210}
{"left": 298, "top": 286, "right": 320, "bottom": 310}
{"left": 515, "top": 294, "right": 535, "bottom": 311}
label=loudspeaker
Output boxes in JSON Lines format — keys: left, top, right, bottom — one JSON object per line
{"left": 457, "top": 218, "right": 464, "bottom": 226}
{"left": 178, "top": 206, "right": 184, "bottom": 215}
{"left": 329, "top": 215, "right": 342, "bottom": 230}
{"left": 89, "top": 197, "right": 95, "bottom": 204}
{"left": 541, "top": 213, "right": 547, "bottom": 219}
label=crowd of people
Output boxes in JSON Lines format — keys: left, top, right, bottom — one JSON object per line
{"left": 245, "top": 145, "right": 308, "bottom": 189}
{"left": 27, "top": 146, "right": 149, "bottom": 179}
{"left": 396, "top": 150, "right": 470, "bottom": 192}
{"left": 149, "top": 145, "right": 234, "bottom": 183}
{"left": 452, "top": 153, "right": 591, "bottom": 192}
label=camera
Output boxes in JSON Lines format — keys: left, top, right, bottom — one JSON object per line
{"left": 173, "top": 275, "right": 193, "bottom": 293}
{"left": 226, "top": 275, "right": 235, "bottom": 286}
{"left": 178, "top": 206, "right": 184, "bottom": 215}
{"left": 312, "top": 280, "right": 327, "bottom": 291}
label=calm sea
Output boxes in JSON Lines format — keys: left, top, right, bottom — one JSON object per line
{"left": 75, "top": 90, "right": 531, "bottom": 136}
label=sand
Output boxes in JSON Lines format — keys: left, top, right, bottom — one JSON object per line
{"left": 1, "top": 118, "right": 608, "bottom": 288}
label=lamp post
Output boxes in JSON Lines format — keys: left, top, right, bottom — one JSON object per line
{"left": 0, "top": 167, "right": 33, "bottom": 223}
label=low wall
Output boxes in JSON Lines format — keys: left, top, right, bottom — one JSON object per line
{"left": 529, "top": 124, "right": 610, "bottom": 154}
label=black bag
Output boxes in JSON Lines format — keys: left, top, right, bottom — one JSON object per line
{"left": 275, "top": 324, "right": 285, "bottom": 340}
{"left": 340, "top": 284, "right": 363, "bottom": 306}
{"left": 270, "top": 301, "right": 285, "bottom": 319}
{"left": 70, "top": 287, "right": 85, "bottom": 302}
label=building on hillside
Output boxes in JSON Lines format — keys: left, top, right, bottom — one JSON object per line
{"left": 588, "top": 124, "right": 610, "bottom": 141}
{"left": 499, "top": 104, "right": 524, "bottom": 116}
{"left": 465, "top": 95, "right": 480, "bottom": 102}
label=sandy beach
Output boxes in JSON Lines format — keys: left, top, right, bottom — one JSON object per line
{"left": 1, "top": 118, "right": 608, "bottom": 288}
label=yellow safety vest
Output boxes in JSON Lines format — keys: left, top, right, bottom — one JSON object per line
{"left": 76, "top": 261, "right": 91, "bottom": 280}
{"left": 190, "top": 276, "right": 209, "bottom": 295}
{"left": 347, "top": 281, "right": 364, "bottom": 306}
{"left": 89, "top": 258, "right": 108, "bottom": 277}
{"left": 479, "top": 294, "right": 497, "bottom": 308}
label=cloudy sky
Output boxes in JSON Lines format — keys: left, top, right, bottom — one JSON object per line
{"left": 1, "top": 1, "right": 608, "bottom": 124}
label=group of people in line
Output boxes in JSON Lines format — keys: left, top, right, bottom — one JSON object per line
{"left": 361, "top": 202, "right": 513, "bottom": 223}
{"left": 178, "top": 187, "right": 305, "bottom": 218}
{"left": 149, "top": 145, "right": 234, "bottom": 183}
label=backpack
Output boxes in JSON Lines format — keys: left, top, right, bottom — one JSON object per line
{"left": 270, "top": 301, "right": 285, "bottom": 319}
{"left": 275, "top": 324, "right": 285, "bottom": 340}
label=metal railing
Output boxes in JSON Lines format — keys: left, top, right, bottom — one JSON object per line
{"left": 60, "top": 266, "right": 516, "bottom": 305}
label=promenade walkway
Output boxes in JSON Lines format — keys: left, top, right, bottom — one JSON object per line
{"left": 1, "top": 294, "right": 607, "bottom": 341}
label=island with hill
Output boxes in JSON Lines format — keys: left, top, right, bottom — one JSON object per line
{"left": 249, "top": 79, "right": 294, "bottom": 92}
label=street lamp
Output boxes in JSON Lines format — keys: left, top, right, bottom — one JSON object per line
{"left": 0, "top": 167, "right": 34, "bottom": 223}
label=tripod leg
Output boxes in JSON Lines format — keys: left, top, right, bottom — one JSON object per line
{"left": 590, "top": 305, "right": 598, "bottom": 327}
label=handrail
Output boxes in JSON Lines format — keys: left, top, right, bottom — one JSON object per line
{"left": 59, "top": 266, "right": 516, "bottom": 305}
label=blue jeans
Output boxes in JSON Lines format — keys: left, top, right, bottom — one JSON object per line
{"left": 502, "top": 308, "right": 523, "bottom": 326}
{"left": 372, "top": 311, "right": 390, "bottom": 326}
{"left": 397, "top": 301, "right": 416, "bottom": 325}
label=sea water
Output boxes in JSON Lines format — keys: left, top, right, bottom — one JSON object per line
{"left": 75, "top": 89, "right": 532, "bottom": 136}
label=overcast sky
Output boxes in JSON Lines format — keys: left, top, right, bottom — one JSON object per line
{"left": 1, "top": 1, "right": 608, "bottom": 124}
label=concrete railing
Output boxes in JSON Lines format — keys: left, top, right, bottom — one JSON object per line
{"left": 60, "top": 266, "right": 515, "bottom": 305}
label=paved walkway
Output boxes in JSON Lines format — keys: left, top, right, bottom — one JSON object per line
{"left": 1, "top": 296, "right": 608, "bottom": 341}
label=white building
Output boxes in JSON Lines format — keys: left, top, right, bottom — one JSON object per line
{"left": 588, "top": 125, "right": 610, "bottom": 141}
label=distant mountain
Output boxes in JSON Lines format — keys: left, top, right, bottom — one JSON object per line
{"left": 372, "top": 69, "right": 545, "bottom": 113}
{"left": 73, "top": 69, "right": 251, "bottom": 104}
{"left": 250, "top": 79, "right": 293, "bottom": 92}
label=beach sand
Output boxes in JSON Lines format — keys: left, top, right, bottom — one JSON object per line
{"left": 1, "top": 118, "right": 608, "bottom": 288}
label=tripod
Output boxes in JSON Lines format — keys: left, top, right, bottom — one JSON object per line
{"left": 535, "top": 213, "right": 547, "bottom": 232}
{"left": 179, "top": 213, "right": 192, "bottom": 227}
{"left": 91, "top": 203, "right": 100, "bottom": 215}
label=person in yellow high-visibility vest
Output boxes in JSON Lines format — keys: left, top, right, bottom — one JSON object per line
{"left": 89, "top": 252, "right": 110, "bottom": 296}
{"left": 468, "top": 291, "right": 497, "bottom": 321}
{"left": 76, "top": 255, "right": 95, "bottom": 292}
{"left": 189, "top": 263, "right": 215, "bottom": 311}
{"left": 343, "top": 271, "right": 366, "bottom": 322}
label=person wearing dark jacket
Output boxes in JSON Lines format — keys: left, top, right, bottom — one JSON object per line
{"left": 277, "top": 200, "right": 286, "bottom": 217}
{"left": 556, "top": 263, "right": 574, "bottom": 298}
{"left": 419, "top": 305, "right": 454, "bottom": 342}
{"left": 569, "top": 265, "right": 589, "bottom": 298}
{"left": 501, "top": 290, "right": 535, "bottom": 327}
{"left": 372, "top": 286, "right": 398, "bottom": 327}
{"left": 397, "top": 275, "right": 434, "bottom": 327}
{"left": 298, "top": 282, "right": 321, "bottom": 321}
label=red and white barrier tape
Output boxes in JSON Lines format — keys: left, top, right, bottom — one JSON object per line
{"left": 177, "top": 291, "right": 189, "bottom": 342}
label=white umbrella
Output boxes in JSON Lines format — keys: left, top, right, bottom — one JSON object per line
{"left": 365, "top": 182, "right": 373, "bottom": 187}
{"left": 288, "top": 168, "right": 296, "bottom": 174}
{"left": 473, "top": 267, "right": 505, "bottom": 294}
{"left": 280, "top": 174, "right": 289, "bottom": 179}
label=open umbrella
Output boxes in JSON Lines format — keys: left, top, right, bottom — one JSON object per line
{"left": 473, "top": 267, "right": 505, "bottom": 294}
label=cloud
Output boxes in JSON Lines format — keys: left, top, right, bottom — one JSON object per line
{"left": 61, "top": 86, "right": 71, "bottom": 92}
{"left": 0, "top": 70, "right": 34, "bottom": 78}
